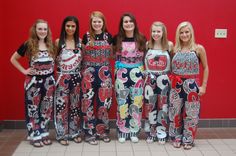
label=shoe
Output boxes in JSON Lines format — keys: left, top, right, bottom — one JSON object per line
{"left": 118, "top": 137, "right": 126, "bottom": 143}
{"left": 73, "top": 136, "right": 82, "bottom": 143}
{"left": 158, "top": 138, "right": 166, "bottom": 145}
{"left": 58, "top": 139, "right": 69, "bottom": 146}
{"left": 30, "top": 139, "right": 44, "bottom": 148}
{"left": 146, "top": 137, "right": 154, "bottom": 144}
{"left": 87, "top": 138, "right": 98, "bottom": 145}
{"left": 172, "top": 141, "right": 181, "bottom": 148}
{"left": 183, "top": 143, "right": 193, "bottom": 150}
{"left": 85, "top": 136, "right": 98, "bottom": 145}
{"left": 99, "top": 134, "right": 111, "bottom": 143}
{"left": 42, "top": 137, "right": 52, "bottom": 145}
{"left": 130, "top": 137, "right": 139, "bottom": 143}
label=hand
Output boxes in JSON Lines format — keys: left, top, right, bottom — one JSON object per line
{"left": 23, "top": 68, "right": 34, "bottom": 75}
{"left": 198, "top": 86, "right": 206, "bottom": 96}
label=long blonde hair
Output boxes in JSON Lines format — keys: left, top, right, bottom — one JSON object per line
{"left": 147, "top": 21, "right": 169, "bottom": 51}
{"left": 174, "top": 21, "right": 196, "bottom": 51}
{"left": 26, "top": 19, "right": 55, "bottom": 58}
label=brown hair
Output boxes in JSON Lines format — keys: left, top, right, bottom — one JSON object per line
{"left": 113, "top": 12, "right": 146, "bottom": 53}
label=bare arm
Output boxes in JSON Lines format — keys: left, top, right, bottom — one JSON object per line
{"left": 10, "top": 52, "right": 33, "bottom": 75}
{"left": 197, "top": 44, "right": 209, "bottom": 96}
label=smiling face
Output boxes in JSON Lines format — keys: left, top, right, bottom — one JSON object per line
{"left": 151, "top": 25, "right": 163, "bottom": 41}
{"left": 65, "top": 21, "right": 76, "bottom": 36}
{"left": 36, "top": 22, "right": 48, "bottom": 40}
{"left": 179, "top": 26, "right": 191, "bottom": 43}
{"left": 122, "top": 16, "right": 135, "bottom": 32}
{"left": 91, "top": 16, "right": 103, "bottom": 34}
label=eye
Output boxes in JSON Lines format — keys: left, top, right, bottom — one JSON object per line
{"left": 123, "top": 20, "right": 129, "bottom": 23}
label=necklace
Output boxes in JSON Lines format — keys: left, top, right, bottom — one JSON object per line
{"left": 66, "top": 39, "right": 74, "bottom": 42}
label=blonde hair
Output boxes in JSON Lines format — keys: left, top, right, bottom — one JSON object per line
{"left": 147, "top": 21, "right": 169, "bottom": 51}
{"left": 89, "top": 11, "right": 108, "bottom": 45}
{"left": 174, "top": 21, "right": 196, "bottom": 51}
{"left": 26, "top": 19, "right": 55, "bottom": 58}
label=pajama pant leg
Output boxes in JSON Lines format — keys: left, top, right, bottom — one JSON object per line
{"left": 95, "top": 66, "right": 113, "bottom": 137}
{"left": 81, "top": 67, "right": 97, "bottom": 137}
{"left": 55, "top": 74, "right": 82, "bottom": 140}
{"left": 144, "top": 74, "right": 170, "bottom": 140}
{"left": 68, "top": 75, "right": 82, "bottom": 139}
{"left": 115, "top": 67, "right": 144, "bottom": 139}
{"left": 169, "top": 78, "right": 200, "bottom": 144}
{"left": 182, "top": 79, "right": 200, "bottom": 144}
{"left": 25, "top": 75, "right": 55, "bottom": 141}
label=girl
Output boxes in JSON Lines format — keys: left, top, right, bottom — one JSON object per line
{"left": 54, "top": 16, "right": 83, "bottom": 146}
{"left": 10, "top": 19, "right": 56, "bottom": 147}
{"left": 169, "top": 21, "right": 209, "bottom": 150}
{"left": 113, "top": 13, "right": 146, "bottom": 143}
{"left": 144, "top": 21, "right": 173, "bottom": 144}
{"left": 81, "top": 11, "right": 113, "bottom": 145}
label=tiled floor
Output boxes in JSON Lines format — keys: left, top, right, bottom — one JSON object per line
{"left": 1, "top": 128, "right": 236, "bottom": 156}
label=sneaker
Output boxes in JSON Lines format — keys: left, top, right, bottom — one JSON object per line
{"left": 118, "top": 137, "right": 126, "bottom": 143}
{"left": 130, "top": 137, "right": 139, "bottom": 143}
{"left": 158, "top": 138, "right": 166, "bottom": 145}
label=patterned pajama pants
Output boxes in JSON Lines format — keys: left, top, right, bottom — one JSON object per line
{"left": 115, "top": 66, "right": 144, "bottom": 139}
{"left": 54, "top": 74, "right": 82, "bottom": 141}
{"left": 144, "top": 73, "right": 170, "bottom": 140}
{"left": 24, "top": 75, "right": 55, "bottom": 141}
{"left": 169, "top": 77, "right": 200, "bottom": 144}
{"left": 81, "top": 66, "right": 112, "bottom": 138}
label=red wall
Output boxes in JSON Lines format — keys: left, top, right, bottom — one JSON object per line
{"left": 1, "top": 0, "right": 236, "bottom": 120}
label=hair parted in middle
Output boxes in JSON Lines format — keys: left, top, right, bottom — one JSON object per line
{"left": 147, "top": 21, "right": 169, "bottom": 51}
{"left": 113, "top": 12, "right": 146, "bottom": 53}
{"left": 174, "top": 21, "right": 196, "bottom": 52}
{"left": 58, "top": 16, "right": 80, "bottom": 53}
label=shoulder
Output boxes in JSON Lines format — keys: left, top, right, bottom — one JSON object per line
{"left": 104, "top": 32, "right": 113, "bottom": 44}
{"left": 196, "top": 44, "right": 206, "bottom": 55}
{"left": 112, "top": 35, "right": 118, "bottom": 44}
{"left": 168, "top": 41, "right": 173, "bottom": 47}
{"left": 17, "top": 42, "right": 28, "bottom": 56}
{"left": 140, "top": 33, "right": 146, "bottom": 40}
{"left": 55, "top": 38, "right": 59, "bottom": 46}
{"left": 82, "top": 33, "right": 89, "bottom": 44}
{"left": 168, "top": 41, "right": 174, "bottom": 52}
{"left": 105, "top": 32, "right": 112, "bottom": 38}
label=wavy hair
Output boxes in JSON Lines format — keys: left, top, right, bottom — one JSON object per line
{"left": 174, "top": 21, "right": 196, "bottom": 52}
{"left": 26, "top": 19, "right": 54, "bottom": 58}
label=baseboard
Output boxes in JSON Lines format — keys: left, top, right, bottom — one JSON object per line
{"left": 0, "top": 121, "right": 3, "bottom": 131}
{"left": 2, "top": 119, "right": 236, "bottom": 129}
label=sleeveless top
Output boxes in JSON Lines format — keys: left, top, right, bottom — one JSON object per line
{"left": 172, "top": 51, "right": 199, "bottom": 75}
{"left": 145, "top": 49, "right": 170, "bottom": 74}
{"left": 82, "top": 32, "right": 112, "bottom": 67}
{"left": 56, "top": 43, "right": 82, "bottom": 74}
{"left": 115, "top": 37, "right": 144, "bottom": 67}
{"left": 17, "top": 43, "right": 54, "bottom": 76}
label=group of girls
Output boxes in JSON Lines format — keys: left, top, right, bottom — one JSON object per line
{"left": 10, "top": 11, "right": 209, "bottom": 150}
